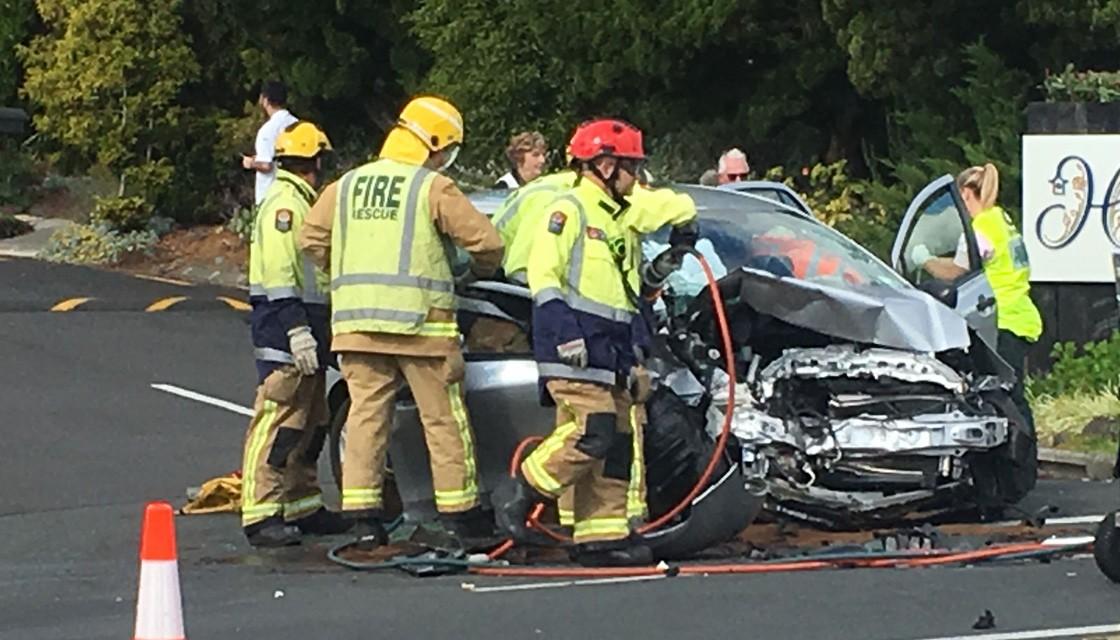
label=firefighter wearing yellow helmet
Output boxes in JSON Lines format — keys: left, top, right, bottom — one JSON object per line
{"left": 241, "top": 120, "right": 353, "bottom": 547}
{"left": 299, "top": 96, "right": 503, "bottom": 545}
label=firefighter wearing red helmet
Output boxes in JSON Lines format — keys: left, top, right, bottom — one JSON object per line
{"left": 492, "top": 118, "right": 687, "bottom": 567}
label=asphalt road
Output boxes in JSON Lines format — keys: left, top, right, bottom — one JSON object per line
{"left": 1, "top": 258, "right": 1118, "bottom": 640}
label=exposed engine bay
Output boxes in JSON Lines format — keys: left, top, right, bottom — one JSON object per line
{"left": 656, "top": 267, "right": 1037, "bottom": 530}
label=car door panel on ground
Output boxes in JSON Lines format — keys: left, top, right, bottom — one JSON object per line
{"left": 891, "top": 175, "right": 999, "bottom": 348}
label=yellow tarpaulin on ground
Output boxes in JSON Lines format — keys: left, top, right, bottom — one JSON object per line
{"left": 180, "top": 472, "right": 242, "bottom": 515}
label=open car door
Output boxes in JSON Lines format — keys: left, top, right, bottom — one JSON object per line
{"left": 890, "top": 175, "right": 999, "bottom": 348}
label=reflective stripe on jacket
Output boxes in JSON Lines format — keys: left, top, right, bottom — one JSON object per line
{"left": 329, "top": 159, "right": 458, "bottom": 338}
{"left": 249, "top": 170, "right": 329, "bottom": 382}
{"left": 527, "top": 180, "right": 649, "bottom": 390}
{"left": 973, "top": 206, "right": 1042, "bottom": 341}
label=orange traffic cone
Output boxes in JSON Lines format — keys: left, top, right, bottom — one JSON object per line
{"left": 133, "top": 501, "right": 186, "bottom": 640}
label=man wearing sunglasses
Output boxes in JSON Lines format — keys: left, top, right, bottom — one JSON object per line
{"left": 717, "top": 148, "right": 750, "bottom": 184}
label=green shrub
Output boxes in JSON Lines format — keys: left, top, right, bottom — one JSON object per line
{"left": 1042, "top": 64, "right": 1120, "bottom": 103}
{"left": 225, "top": 206, "right": 254, "bottom": 242}
{"left": 89, "top": 195, "right": 154, "bottom": 233}
{"left": 0, "top": 213, "right": 32, "bottom": 239}
{"left": 1032, "top": 387, "right": 1120, "bottom": 452}
{"left": 1029, "top": 332, "right": 1120, "bottom": 398}
{"left": 0, "top": 143, "right": 38, "bottom": 209}
{"left": 41, "top": 223, "right": 157, "bottom": 265}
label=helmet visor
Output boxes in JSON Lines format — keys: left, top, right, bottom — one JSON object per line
{"left": 438, "top": 143, "right": 461, "bottom": 172}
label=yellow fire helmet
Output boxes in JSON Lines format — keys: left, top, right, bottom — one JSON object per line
{"left": 398, "top": 96, "right": 463, "bottom": 151}
{"left": 380, "top": 96, "right": 464, "bottom": 167}
{"left": 274, "top": 121, "right": 333, "bottom": 160}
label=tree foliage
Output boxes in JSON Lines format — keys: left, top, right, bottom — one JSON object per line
{"left": 0, "top": 0, "right": 37, "bottom": 105}
{"left": 20, "top": 0, "right": 198, "bottom": 204}
{"left": 7, "top": 0, "right": 1120, "bottom": 229}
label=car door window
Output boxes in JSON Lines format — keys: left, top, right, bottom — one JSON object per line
{"left": 897, "top": 184, "right": 981, "bottom": 284}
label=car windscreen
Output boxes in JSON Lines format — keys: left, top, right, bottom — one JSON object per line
{"left": 644, "top": 199, "right": 911, "bottom": 293}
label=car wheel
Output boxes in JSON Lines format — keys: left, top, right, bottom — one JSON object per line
{"left": 1094, "top": 511, "right": 1120, "bottom": 583}
{"left": 328, "top": 397, "right": 348, "bottom": 493}
{"left": 972, "top": 390, "right": 1038, "bottom": 508}
{"left": 328, "top": 396, "right": 403, "bottom": 519}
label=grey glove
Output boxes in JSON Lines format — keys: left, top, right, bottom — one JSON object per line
{"left": 556, "top": 338, "right": 588, "bottom": 368}
{"left": 628, "top": 365, "right": 652, "bottom": 403}
{"left": 642, "top": 247, "right": 685, "bottom": 288}
{"left": 287, "top": 326, "right": 319, "bottom": 376}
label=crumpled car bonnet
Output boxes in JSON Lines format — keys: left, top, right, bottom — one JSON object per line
{"left": 712, "top": 267, "right": 971, "bottom": 353}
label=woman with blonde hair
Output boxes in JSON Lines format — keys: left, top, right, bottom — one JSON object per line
{"left": 494, "top": 131, "right": 548, "bottom": 189}
{"left": 920, "top": 163, "right": 1042, "bottom": 426}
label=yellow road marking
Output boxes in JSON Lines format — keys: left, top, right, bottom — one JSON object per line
{"left": 131, "top": 273, "right": 193, "bottom": 287}
{"left": 217, "top": 296, "right": 251, "bottom": 311}
{"left": 50, "top": 297, "right": 94, "bottom": 311}
{"left": 145, "top": 296, "right": 189, "bottom": 312}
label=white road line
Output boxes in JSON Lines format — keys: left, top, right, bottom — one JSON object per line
{"left": 990, "top": 515, "right": 1106, "bottom": 527}
{"left": 1042, "top": 515, "right": 1108, "bottom": 526}
{"left": 151, "top": 383, "right": 253, "bottom": 417}
{"left": 1041, "top": 535, "right": 1096, "bottom": 546}
{"left": 910, "top": 623, "right": 1120, "bottom": 640}
{"left": 463, "top": 574, "right": 669, "bottom": 593}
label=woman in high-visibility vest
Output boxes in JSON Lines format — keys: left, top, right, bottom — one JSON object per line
{"left": 919, "top": 163, "right": 1042, "bottom": 427}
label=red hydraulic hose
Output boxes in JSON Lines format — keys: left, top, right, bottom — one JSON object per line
{"left": 484, "top": 253, "right": 736, "bottom": 562}
{"left": 863, "top": 542, "right": 1047, "bottom": 568}
{"left": 638, "top": 253, "right": 734, "bottom": 533}
{"left": 472, "top": 542, "right": 1083, "bottom": 578}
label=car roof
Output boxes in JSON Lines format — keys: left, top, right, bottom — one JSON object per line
{"left": 468, "top": 181, "right": 810, "bottom": 218}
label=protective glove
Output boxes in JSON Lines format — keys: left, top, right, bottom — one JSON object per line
{"left": 910, "top": 244, "right": 933, "bottom": 267}
{"left": 642, "top": 247, "right": 685, "bottom": 288}
{"left": 668, "top": 220, "right": 699, "bottom": 251}
{"left": 628, "top": 365, "right": 652, "bottom": 403}
{"left": 287, "top": 326, "right": 319, "bottom": 376}
{"left": 556, "top": 338, "right": 588, "bottom": 369}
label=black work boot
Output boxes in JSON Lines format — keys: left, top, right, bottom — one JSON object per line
{"left": 291, "top": 508, "right": 354, "bottom": 536}
{"left": 572, "top": 537, "right": 654, "bottom": 567}
{"left": 491, "top": 476, "right": 548, "bottom": 542}
{"left": 347, "top": 514, "right": 389, "bottom": 549}
{"left": 440, "top": 507, "right": 501, "bottom": 550}
{"left": 244, "top": 516, "right": 301, "bottom": 548}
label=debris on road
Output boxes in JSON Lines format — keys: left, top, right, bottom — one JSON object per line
{"left": 971, "top": 609, "right": 996, "bottom": 630}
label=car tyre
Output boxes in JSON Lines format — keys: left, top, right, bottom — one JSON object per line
{"left": 328, "top": 395, "right": 403, "bottom": 519}
{"left": 969, "top": 391, "right": 1038, "bottom": 512}
{"left": 1094, "top": 511, "right": 1120, "bottom": 583}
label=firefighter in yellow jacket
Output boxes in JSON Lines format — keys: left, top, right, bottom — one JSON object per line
{"left": 492, "top": 119, "right": 695, "bottom": 566}
{"left": 299, "top": 97, "right": 503, "bottom": 545}
{"left": 241, "top": 121, "right": 352, "bottom": 547}
{"left": 489, "top": 136, "right": 698, "bottom": 531}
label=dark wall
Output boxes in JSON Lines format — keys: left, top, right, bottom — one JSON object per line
{"left": 1029, "top": 283, "right": 1118, "bottom": 374}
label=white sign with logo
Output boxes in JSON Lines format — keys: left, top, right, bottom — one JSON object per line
{"left": 1023, "top": 134, "right": 1120, "bottom": 283}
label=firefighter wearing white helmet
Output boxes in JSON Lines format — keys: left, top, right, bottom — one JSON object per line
{"left": 299, "top": 96, "right": 503, "bottom": 545}
{"left": 242, "top": 121, "right": 353, "bottom": 547}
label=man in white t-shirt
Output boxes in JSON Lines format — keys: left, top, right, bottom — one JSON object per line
{"left": 242, "top": 81, "right": 299, "bottom": 206}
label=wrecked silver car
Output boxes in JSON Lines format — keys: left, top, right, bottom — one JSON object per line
{"left": 326, "top": 178, "right": 1037, "bottom": 556}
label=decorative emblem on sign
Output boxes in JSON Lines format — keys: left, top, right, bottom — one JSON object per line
{"left": 1035, "top": 155, "right": 1120, "bottom": 249}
